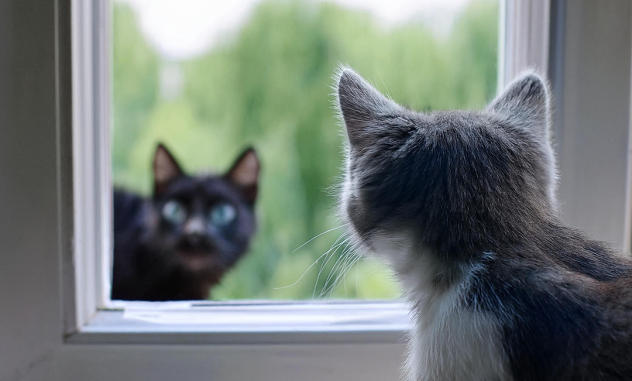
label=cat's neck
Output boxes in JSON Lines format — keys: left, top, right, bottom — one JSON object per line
{"left": 376, "top": 214, "right": 563, "bottom": 301}
{"left": 368, "top": 232, "right": 464, "bottom": 306}
{"left": 398, "top": 246, "right": 468, "bottom": 311}
{"left": 418, "top": 207, "right": 559, "bottom": 261}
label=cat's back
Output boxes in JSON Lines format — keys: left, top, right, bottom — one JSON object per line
{"left": 111, "top": 189, "right": 149, "bottom": 300}
{"left": 585, "top": 263, "right": 632, "bottom": 380}
{"left": 113, "top": 188, "right": 147, "bottom": 234}
{"left": 470, "top": 229, "right": 632, "bottom": 381}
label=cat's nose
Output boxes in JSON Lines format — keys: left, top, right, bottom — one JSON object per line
{"left": 184, "top": 216, "right": 205, "bottom": 237}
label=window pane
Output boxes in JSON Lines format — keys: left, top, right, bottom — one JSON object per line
{"left": 111, "top": 0, "right": 499, "bottom": 301}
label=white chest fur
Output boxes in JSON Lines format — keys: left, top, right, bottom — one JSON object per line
{"left": 371, "top": 235, "right": 510, "bottom": 381}
{"left": 407, "top": 289, "right": 508, "bottom": 381}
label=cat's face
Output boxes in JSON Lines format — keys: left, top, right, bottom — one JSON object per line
{"left": 147, "top": 145, "right": 259, "bottom": 276}
{"left": 335, "top": 67, "right": 557, "bottom": 260}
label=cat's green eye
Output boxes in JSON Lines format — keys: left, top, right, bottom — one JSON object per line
{"left": 209, "top": 203, "right": 236, "bottom": 227}
{"left": 162, "top": 200, "right": 186, "bottom": 224}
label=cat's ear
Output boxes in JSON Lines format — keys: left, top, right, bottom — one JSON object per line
{"left": 487, "top": 72, "right": 551, "bottom": 140}
{"left": 226, "top": 148, "right": 260, "bottom": 204}
{"left": 153, "top": 143, "right": 183, "bottom": 197}
{"left": 335, "top": 66, "right": 402, "bottom": 149}
{"left": 489, "top": 73, "right": 559, "bottom": 211}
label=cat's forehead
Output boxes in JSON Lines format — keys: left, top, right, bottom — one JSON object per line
{"left": 160, "top": 175, "right": 239, "bottom": 202}
{"left": 362, "top": 110, "right": 501, "bottom": 148}
{"left": 377, "top": 109, "right": 496, "bottom": 137}
{"left": 422, "top": 110, "right": 493, "bottom": 128}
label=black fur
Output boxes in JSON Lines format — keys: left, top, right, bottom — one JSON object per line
{"left": 111, "top": 144, "right": 259, "bottom": 301}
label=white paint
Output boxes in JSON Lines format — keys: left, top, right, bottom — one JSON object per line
{"left": 499, "top": 0, "right": 550, "bottom": 90}
{"left": 56, "top": 342, "right": 406, "bottom": 381}
{"left": 0, "top": 0, "right": 63, "bottom": 379}
{"left": 73, "top": 303, "right": 410, "bottom": 341}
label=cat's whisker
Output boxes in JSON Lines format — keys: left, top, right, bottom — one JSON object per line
{"left": 334, "top": 254, "right": 362, "bottom": 295}
{"left": 312, "top": 237, "right": 348, "bottom": 297}
{"left": 321, "top": 251, "right": 361, "bottom": 298}
{"left": 376, "top": 71, "right": 394, "bottom": 102}
{"left": 320, "top": 243, "right": 353, "bottom": 295}
{"left": 322, "top": 257, "right": 355, "bottom": 297}
{"left": 312, "top": 234, "right": 349, "bottom": 298}
{"left": 355, "top": 259, "right": 359, "bottom": 298}
{"left": 272, "top": 253, "right": 330, "bottom": 290}
{"left": 318, "top": 243, "right": 351, "bottom": 297}
{"left": 320, "top": 244, "right": 357, "bottom": 297}
{"left": 273, "top": 233, "right": 346, "bottom": 290}
{"left": 320, "top": 249, "right": 345, "bottom": 293}
{"left": 340, "top": 250, "right": 362, "bottom": 298}
{"left": 274, "top": 232, "right": 348, "bottom": 292}
{"left": 292, "top": 223, "right": 348, "bottom": 253}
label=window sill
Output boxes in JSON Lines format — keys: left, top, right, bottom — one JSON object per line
{"left": 66, "top": 301, "right": 412, "bottom": 345}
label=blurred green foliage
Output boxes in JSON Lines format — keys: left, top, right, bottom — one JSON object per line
{"left": 112, "top": 0, "right": 499, "bottom": 300}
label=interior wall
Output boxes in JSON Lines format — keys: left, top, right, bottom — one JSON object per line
{"left": 0, "top": 0, "right": 64, "bottom": 379}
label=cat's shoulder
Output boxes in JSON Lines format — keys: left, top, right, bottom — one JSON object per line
{"left": 113, "top": 188, "right": 148, "bottom": 233}
{"left": 464, "top": 236, "right": 632, "bottom": 380}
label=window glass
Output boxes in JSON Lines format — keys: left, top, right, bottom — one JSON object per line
{"left": 111, "top": 0, "right": 499, "bottom": 300}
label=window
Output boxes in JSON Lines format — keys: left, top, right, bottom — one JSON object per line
{"left": 108, "top": 0, "right": 500, "bottom": 302}
{"left": 71, "top": 0, "right": 501, "bottom": 376}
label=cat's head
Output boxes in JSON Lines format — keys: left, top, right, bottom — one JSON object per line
{"left": 335, "top": 67, "right": 557, "bottom": 263}
{"left": 147, "top": 143, "right": 260, "bottom": 277}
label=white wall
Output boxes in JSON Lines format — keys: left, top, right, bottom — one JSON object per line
{"left": 55, "top": 344, "right": 405, "bottom": 381}
{"left": 0, "top": 1, "right": 64, "bottom": 380}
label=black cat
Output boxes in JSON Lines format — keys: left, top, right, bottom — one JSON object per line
{"left": 111, "top": 143, "right": 260, "bottom": 301}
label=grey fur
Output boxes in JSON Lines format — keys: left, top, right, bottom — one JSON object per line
{"left": 335, "top": 66, "right": 632, "bottom": 381}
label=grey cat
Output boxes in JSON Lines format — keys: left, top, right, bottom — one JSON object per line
{"left": 335, "top": 67, "right": 632, "bottom": 380}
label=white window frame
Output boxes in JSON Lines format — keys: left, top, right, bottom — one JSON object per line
{"left": 70, "top": 0, "right": 112, "bottom": 332}
{"left": 499, "top": 0, "right": 550, "bottom": 87}
{"left": 6, "top": 0, "right": 632, "bottom": 379}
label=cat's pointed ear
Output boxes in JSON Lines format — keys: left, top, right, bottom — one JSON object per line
{"left": 153, "top": 143, "right": 183, "bottom": 198}
{"left": 226, "top": 147, "right": 260, "bottom": 204}
{"left": 335, "top": 66, "right": 402, "bottom": 149}
{"left": 487, "top": 72, "right": 551, "bottom": 140}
